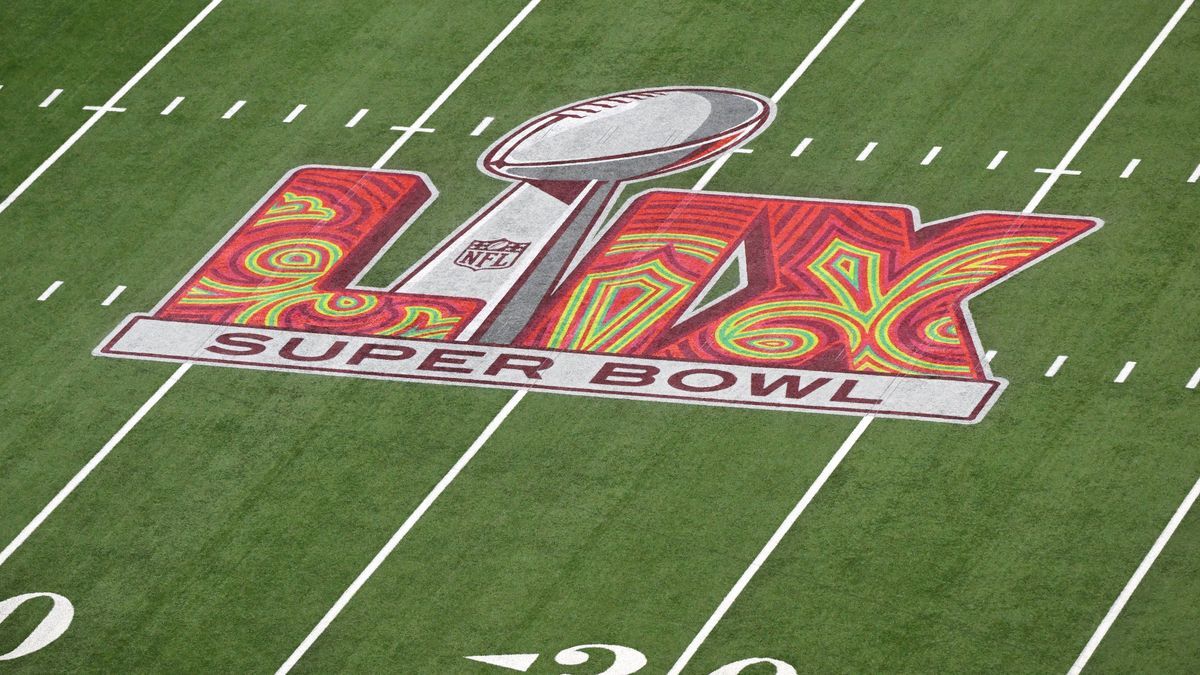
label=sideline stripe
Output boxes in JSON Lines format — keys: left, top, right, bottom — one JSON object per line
{"left": 282, "top": 104, "right": 306, "bottom": 124}
{"left": 470, "top": 116, "right": 495, "bottom": 136}
{"left": 372, "top": 0, "right": 544, "bottom": 170}
{"left": 1119, "top": 158, "right": 1140, "bottom": 178}
{"left": 1046, "top": 355, "right": 1068, "bottom": 378}
{"left": 221, "top": 100, "right": 246, "bottom": 119}
{"left": 1113, "top": 360, "right": 1136, "bottom": 384}
{"left": 0, "top": 0, "right": 224, "bottom": 217}
{"left": 855, "top": 141, "right": 877, "bottom": 161}
{"left": 161, "top": 96, "right": 185, "bottom": 116}
{"left": 37, "top": 280, "right": 63, "bottom": 301}
{"left": 1185, "top": 367, "right": 1200, "bottom": 390}
{"left": 987, "top": 150, "right": 1008, "bottom": 170}
{"left": 276, "top": 390, "right": 526, "bottom": 674}
{"left": 675, "top": 2, "right": 1193, "bottom": 672}
{"left": 790, "top": 137, "right": 813, "bottom": 157}
{"left": 1067, "top": 475, "right": 1200, "bottom": 674}
{"left": 0, "top": 363, "right": 191, "bottom": 568}
{"left": 39, "top": 89, "right": 64, "bottom": 108}
{"left": 920, "top": 145, "right": 942, "bottom": 165}
{"left": 101, "top": 285, "right": 127, "bottom": 306}
{"left": 345, "top": 108, "right": 369, "bottom": 128}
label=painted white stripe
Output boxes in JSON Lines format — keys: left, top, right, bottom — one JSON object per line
{"left": 82, "top": 105, "right": 126, "bottom": 113}
{"left": 101, "top": 285, "right": 127, "bottom": 306}
{"left": 345, "top": 108, "right": 369, "bottom": 128}
{"left": 160, "top": 96, "right": 185, "bottom": 115}
{"left": 1068, "top": 475, "right": 1200, "bottom": 674}
{"left": 278, "top": 390, "right": 527, "bottom": 674}
{"left": 987, "top": 150, "right": 1008, "bottom": 170}
{"left": 1113, "top": 360, "right": 1137, "bottom": 383}
{"left": 984, "top": 349, "right": 997, "bottom": 364}
{"left": 1187, "top": 163, "right": 1200, "bottom": 183}
{"left": 37, "top": 280, "right": 63, "bottom": 301}
{"left": 667, "top": 416, "right": 874, "bottom": 675}
{"left": 282, "top": 104, "right": 306, "bottom": 124}
{"left": 0, "top": 363, "right": 191, "bottom": 568}
{"left": 221, "top": 100, "right": 246, "bottom": 119}
{"left": 732, "top": 148, "right": 754, "bottom": 154}
{"left": 790, "top": 137, "right": 813, "bottom": 157}
{"left": 1186, "top": 367, "right": 1200, "bottom": 389}
{"left": 38, "top": 89, "right": 64, "bottom": 108}
{"left": 692, "top": 153, "right": 734, "bottom": 191}
{"left": 1045, "top": 355, "right": 1068, "bottom": 378}
{"left": 856, "top": 141, "right": 877, "bottom": 162}
{"left": 0, "top": 0, "right": 224, "bottom": 217}
{"left": 1119, "top": 158, "right": 1141, "bottom": 178}
{"left": 769, "top": 0, "right": 865, "bottom": 102}
{"left": 373, "top": 0, "right": 543, "bottom": 170}
{"left": 920, "top": 145, "right": 942, "bottom": 165}
{"left": 1025, "top": 0, "right": 1192, "bottom": 213}
{"left": 470, "top": 116, "right": 495, "bottom": 136}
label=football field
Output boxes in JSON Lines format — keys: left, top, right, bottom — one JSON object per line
{"left": 2, "top": 0, "right": 1200, "bottom": 672}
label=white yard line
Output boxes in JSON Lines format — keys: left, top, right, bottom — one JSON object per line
{"left": 1068, "top": 475, "right": 1200, "bottom": 674}
{"left": 1113, "top": 361, "right": 1137, "bottom": 383}
{"left": 0, "top": 363, "right": 191, "bottom": 568}
{"left": 37, "top": 280, "right": 63, "bottom": 301}
{"left": 277, "top": 390, "right": 526, "bottom": 674}
{"left": 160, "top": 96, "right": 185, "bottom": 116}
{"left": 221, "top": 100, "right": 246, "bottom": 119}
{"left": 0, "top": 0, "right": 224, "bottom": 217}
{"left": 1119, "top": 158, "right": 1141, "bottom": 178}
{"left": 345, "top": 108, "right": 369, "bottom": 128}
{"left": 1046, "top": 355, "right": 1069, "bottom": 377}
{"left": 673, "top": 3, "right": 1193, "bottom": 672}
{"left": 987, "top": 150, "right": 1008, "bottom": 170}
{"left": 920, "top": 145, "right": 942, "bottom": 165}
{"left": 38, "top": 89, "right": 64, "bottom": 108}
{"left": 470, "top": 116, "right": 495, "bottom": 136}
{"left": 101, "top": 285, "right": 127, "bottom": 306}
{"left": 1188, "top": 163, "right": 1200, "bottom": 183}
{"left": 769, "top": 0, "right": 865, "bottom": 102}
{"left": 855, "top": 141, "right": 877, "bottom": 161}
{"left": 373, "top": 0, "right": 542, "bottom": 170}
{"left": 282, "top": 104, "right": 306, "bottom": 124}
{"left": 1186, "top": 367, "right": 1200, "bottom": 390}
{"left": 984, "top": 349, "right": 998, "bottom": 364}
{"left": 791, "top": 137, "right": 813, "bottom": 157}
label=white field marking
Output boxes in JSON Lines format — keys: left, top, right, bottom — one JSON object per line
{"left": 466, "top": 653, "right": 539, "bottom": 671}
{"left": 0, "top": 363, "right": 191, "bottom": 568}
{"left": 1119, "top": 158, "right": 1141, "bottom": 178}
{"left": 277, "top": 4, "right": 542, "bottom": 670}
{"left": 101, "top": 285, "right": 127, "bottom": 306}
{"left": 769, "top": 0, "right": 866, "bottom": 102}
{"left": 732, "top": 147, "right": 754, "bottom": 154}
{"left": 282, "top": 104, "right": 306, "bottom": 124}
{"left": 855, "top": 141, "right": 877, "bottom": 161}
{"left": 1045, "top": 355, "right": 1069, "bottom": 377}
{"left": 691, "top": 152, "right": 735, "bottom": 191}
{"left": 790, "top": 137, "right": 813, "bottom": 157}
{"left": 984, "top": 349, "right": 998, "bottom": 364}
{"left": 278, "top": 390, "right": 527, "bottom": 673}
{"left": 675, "top": 4, "right": 1193, "bottom": 670}
{"left": 470, "top": 116, "right": 495, "bottom": 136}
{"left": 1188, "top": 163, "right": 1200, "bottom": 183}
{"left": 1034, "top": 167, "right": 1082, "bottom": 176}
{"left": 160, "top": 96, "right": 185, "bottom": 115}
{"left": 920, "top": 145, "right": 942, "bottom": 165}
{"left": 1113, "top": 360, "right": 1137, "bottom": 383}
{"left": 666, "top": 416, "right": 875, "bottom": 675}
{"left": 38, "top": 89, "right": 64, "bottom": 108}
{"left": 0, "top": 0, "right": 224, "bottom": 217}
{"left": 81, "top": 105, "right": 126, "bottom": 113}
{"left": 1026, "top": 0, "right": 1192, "bottom": 213}
{"left": 386, "top": 124, "right": 435, "bottom": 134}
{"left": 987, "top": 150, "right": 1008, "bottom": 170}
{"left": 36, "top": 280, "right": 63, "bottom": 301}
{"left": 345, "top": 108, "right": 369, "bottom": 128}
{"left": 221, "top": 100, "right": 246, "bottom": 119}
{"left": 1068, "top": 474, "right": 1200, "bottom": 674}
{"left": 373, "top": 0, "right": 542, "bottom": 170}
{"left": 1186, "top": 367, "right": 1200, "bottom": 389}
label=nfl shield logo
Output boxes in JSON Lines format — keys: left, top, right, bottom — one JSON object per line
{"left": 454, "top": 238, "right": 530, "bottom": 271}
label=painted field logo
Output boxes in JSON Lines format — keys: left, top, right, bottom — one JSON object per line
{"left": 97, "top": 87, "right": 1100, "bottom": 423}
{"left": 455, "top": 239, "right": 530, "bottom": 271}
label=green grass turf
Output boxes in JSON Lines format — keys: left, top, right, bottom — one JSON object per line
{"left": 0, "top": 0, "right": 1198, "bottom": 672}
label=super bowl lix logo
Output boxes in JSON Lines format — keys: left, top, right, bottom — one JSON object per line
{"left": 97, "top": 87, "right": 1100, "bottom": 424}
